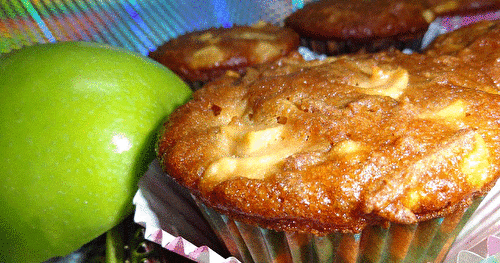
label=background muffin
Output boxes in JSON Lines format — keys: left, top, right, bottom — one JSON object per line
{"left": 284, "top": 0, "right": 434, "bottom": 55}
{"left": 424, "top": 20, "right": 500, "bottom": 55}
{"left": 424, "top": 20, "right": 500, "bottom": 92}
{"left": 425, "top": 0, "right": 500, "bottom": 17}
{"left": 148, "top": 21, "right": 300, "bottom": 90}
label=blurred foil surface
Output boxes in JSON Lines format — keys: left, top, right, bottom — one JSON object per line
{"left": 0, "top": 0, "right": 313, "bottom": 54}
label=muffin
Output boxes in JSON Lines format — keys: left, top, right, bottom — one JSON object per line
{"left": 283, "top": 0, "right": 434, "bottom": 55}
{"left": 424, "top": 20, "right": 500, "bottom": 56}
{"left": 156, "top": 42, "right": 500, "bottom": 262}
{"left": 425, "top": 0, "right": 500, "bottom": 17}
{"left": 425, "top": 20, "right": 500, "bottom": 92}
{"left": 148, "top": 21, "right": 300, "bottom": 90}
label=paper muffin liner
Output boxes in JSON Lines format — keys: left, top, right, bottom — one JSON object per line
{"left": 194, "top": 197, "right": 483, "bottom": 263}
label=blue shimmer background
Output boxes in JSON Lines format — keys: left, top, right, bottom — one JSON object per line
{"left": 0, "top": 0, "right": 309, "bottom": 54}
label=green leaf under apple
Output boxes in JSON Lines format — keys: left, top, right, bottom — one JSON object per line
{"left": 0, "top": 41, "right": 192, "bottom": 262}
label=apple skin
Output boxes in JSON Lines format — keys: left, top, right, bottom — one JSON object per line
{"left": 0, "top": 41, "right": 192, "bottom": 262}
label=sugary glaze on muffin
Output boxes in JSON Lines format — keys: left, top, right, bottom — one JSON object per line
{"left": 283, "top": 0, "right": 434, "bottom": 55}
{"left": 157, "top": 46, "right": 500, "bottom": 235}
{"left": 425, "top": 0, "right": 500, "bottom": 16}
{"left": 148, "top": 21, "right": 300, "bottom": 83}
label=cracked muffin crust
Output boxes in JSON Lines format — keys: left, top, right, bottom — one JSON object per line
{"left": 157, "top": 47, "right": 500, "bottom": 235}
{"left": 148, "top": 21, "right": 300, "bottom": 89}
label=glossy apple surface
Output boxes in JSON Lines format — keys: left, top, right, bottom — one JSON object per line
{"left": 0, "top": 41, "right": 192, "bottom": 262}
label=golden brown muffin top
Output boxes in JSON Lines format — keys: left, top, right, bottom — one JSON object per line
{"left": 425, "top": 0, "right": 500, "bottom": 16}
{"left": 148, "top": 22, "right": 300, "bottom": 83}
{"left": 284, "top": 0, "right": 434, "bottom": 41}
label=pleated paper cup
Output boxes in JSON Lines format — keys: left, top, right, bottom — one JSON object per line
{"left": 195, "top": 197, "right": 483, "bottom": 263}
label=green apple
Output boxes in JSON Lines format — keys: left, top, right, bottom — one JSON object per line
{"left": 0, "top": 41, "right": 192, "bottom": 262}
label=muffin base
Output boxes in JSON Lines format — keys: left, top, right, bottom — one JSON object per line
{"left": 300, "top": 31, "right": 427, "bottom": 56}
{"left": 195, "top": 197, "right": 483, "bottom": 263}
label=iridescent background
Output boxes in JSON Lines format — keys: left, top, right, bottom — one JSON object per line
{"left": 0, "top": 0, "right": 311, "bottom": 54}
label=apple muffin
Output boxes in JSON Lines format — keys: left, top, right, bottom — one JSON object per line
{"left": 148, "top": 21, "right": 300, "bottom": 90}
{"left": 283, "top": 0, "right": 434, "bottom": 55}
{"left": 157, "top": 43, "right": 500, "bottom": 261}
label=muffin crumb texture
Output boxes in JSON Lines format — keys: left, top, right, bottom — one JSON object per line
{"left": 158, "top": 21, "right": 500, "bottom": 235}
